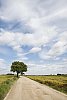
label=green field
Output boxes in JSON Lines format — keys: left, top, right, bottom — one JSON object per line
{"left": 27, "top": 75, "right": 67, "bottom": 94}
{"left": 0, "top": 75, "right": 18, "bottom": 100}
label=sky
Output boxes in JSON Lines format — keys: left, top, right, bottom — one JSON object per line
{"left": 0, "top": 0, "right": 67, "bottom": 75}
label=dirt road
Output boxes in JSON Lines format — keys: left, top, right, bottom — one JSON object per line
{"left": 4, "top": 76, "right": 67, "bottom": 100}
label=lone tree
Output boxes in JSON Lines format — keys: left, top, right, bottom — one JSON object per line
{"left": 11, "top": 61, "right": 27, "bottom": 77}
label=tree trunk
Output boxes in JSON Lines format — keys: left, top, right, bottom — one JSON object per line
{"left": 21, "top": 72, "right": 23, "bottom": 75}
{"left": 17, "top": 72, "right": 19, "bottom": 77}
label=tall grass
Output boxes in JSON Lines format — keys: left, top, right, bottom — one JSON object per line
{"left": 27, "top": 75, "right": 67, "bottom": 94}
{"left": 0, "top": 75, "right": 18, "bottom": 100}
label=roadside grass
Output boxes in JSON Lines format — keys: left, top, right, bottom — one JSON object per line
{"left": 27, "top": 75, "right": 67, "bottom": 94}
{"left": 0, "top": 75, "right": 18, "bottom": 100}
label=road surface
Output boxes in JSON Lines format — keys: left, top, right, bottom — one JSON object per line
{"left": 4, "top": 76, "right": 67, "bottom": 100}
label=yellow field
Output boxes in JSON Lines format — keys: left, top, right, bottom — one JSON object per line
{"left": 27, "top": 75, "right": 67, "bottom": 94}
{"left": 0, "top": 75, "right": 14, "bottom": 84}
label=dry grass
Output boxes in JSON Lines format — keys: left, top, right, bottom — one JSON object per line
{"left": 0, "top": 75, "right": 14, "bottom": 84}
{"left": 0, "top": 75, "right": 18, "bottom": 100}
{"left": 27, "top": 75, "right": 67, "bottom": 94}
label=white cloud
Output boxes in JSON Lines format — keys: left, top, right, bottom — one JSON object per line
{"left": 0, "top": 30, "right": 24, "bottom": 60}
{"left": 0, "top": 58, "right": 10, "bottom": 74}
{"left": 0, "top": 59, "right": 8, "bottom": 69}
{"left": 63, "top": 58, "right": 67, "bottom": 62}
{"left": 1, "top": 0, "right": 67, "bottom": 21}
{"left": 0, "top": 31, "right": 22, "bottom": 50}
{"left": 39, "top": 32, "right": 67, "bottom": 60}
{"left": 39, "top": 53, "right": 50, "bottom": 60}
{"left": 0, "top": 0, "right": 38, "bottom": 21}
{"left": 21, "top": 26, "right": 58, "bottom": 46}
{"left": 0, "top": 0, "right": 67, "bottom": 74}
{"left": 47, "top": 32, "right": 67, "bottom": 58}
{"left": 26, "top": 62, "right": 67, "bottom": 75}
{"left": 0, "top": 59, "right": 5, "bottom": 67}
{"left": 1, "top": 0, "right": 64, "bottom": 57}
{"left": 0, "top": 0, "right": 64, "bottom": 45}
{"left": 29, "top": 47, "right": 41, "bottom": 53}
{"left": 42, "top": 7, "right": 67, "bottom": 23}
{"left": 0, "top": 27, "right": 57, "bottom": 53}
{"left": 0, "top": 29, "right": 67, "bottom": 61}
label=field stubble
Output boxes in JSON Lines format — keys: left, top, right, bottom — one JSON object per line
{"left": 27, "top": 75, "right": 67, "bottom": 94}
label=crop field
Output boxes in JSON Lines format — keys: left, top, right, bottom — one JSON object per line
{"left": 0, "top": 75, "right": 18, "bottom": 100}
{"left": 27, "top": 75, "right": 67, "bottom": 94}
{"left": 0, "top": 75, "right": 14, "bottom": 83}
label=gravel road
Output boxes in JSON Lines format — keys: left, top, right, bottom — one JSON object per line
{"left": 4, "top": 76, "right": 67, "bottom": 100}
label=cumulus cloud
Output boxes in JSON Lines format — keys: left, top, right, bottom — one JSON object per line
{"left": 39, "top": 32, "right": 67, "bottom": 60}
{"left": 0, "top": 27, "right": 58, "bottom": 57}
{"left": 0, "top": 0, "right": 67, "bottom": 74}
{"left": 0, "top": 29, "right": 67, "bottom": 68}
{"left": 29, "top": 47, "right": 41, "bottom": 53}
{"left": 47, "top": 32, "right": 67, "bottom": 57}
{"left": 0, "top": 0, "right": 66, "bottom": 39}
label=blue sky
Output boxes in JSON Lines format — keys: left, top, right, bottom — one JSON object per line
{"left": 0, "top": 0, "right": 67, "bottom": 75}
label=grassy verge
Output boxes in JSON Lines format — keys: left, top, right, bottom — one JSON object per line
{"left": 27, "top": 75, "right": 67, "bottom": 94}
{"left": 0, "top": 75, "right": 18, "bottom": 100}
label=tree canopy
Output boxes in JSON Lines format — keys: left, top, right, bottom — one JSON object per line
{"left": 11, "top": 61, "right": 27, "bottom": 77}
